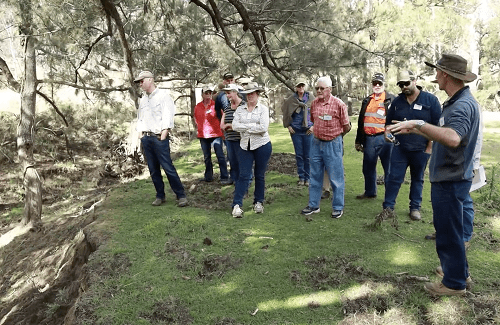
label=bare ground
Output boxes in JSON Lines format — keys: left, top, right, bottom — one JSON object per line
{"left": 1, "top": 133, "right": 499, "bottom": 324}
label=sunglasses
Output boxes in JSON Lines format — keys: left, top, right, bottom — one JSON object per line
{"left": 398, "top": 81, "right": 411, "bottom": 88}
{"left": 315, "top": 86, "right": 327, "bottom": 91}
{"left": 372, "top": 81, "right": 383, "bottom": 87}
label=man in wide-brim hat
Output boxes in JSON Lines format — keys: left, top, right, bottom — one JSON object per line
{"left": 425, "top": 53, "right": 477, "bottom": 83}
{"left": 387, "top": 54, "right": 481, "bottom": 296}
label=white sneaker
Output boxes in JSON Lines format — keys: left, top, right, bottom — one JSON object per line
{"left": 232, "top": 204, "right": 243, "bottom": 218}
{"left": 254, "top": 202, "right": 264, "bottom": 213}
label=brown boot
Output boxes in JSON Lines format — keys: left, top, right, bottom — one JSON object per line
{"left": 424, "top": 282, "right": 466, "bottom": 296}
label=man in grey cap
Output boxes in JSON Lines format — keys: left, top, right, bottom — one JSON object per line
{"left": 377, "top": 70, "right": 441, "bottom": 221}
{"left": 134, "top": 70, "right": 188, "bottom": 207}
{"left": 388, "top": 54, "right": 480, "bottom": 296}
{"left": 282, "top": 79, "right": 315, "bottom": 185}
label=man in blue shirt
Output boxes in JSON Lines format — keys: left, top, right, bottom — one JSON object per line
{"left": 378, "top": 70, "right": 441, "bottom": 221}
{"left": 214, "top": 72, "right": 234, "bottom": 121}
{"left": 388, "top": 54, "right": 480, "bottom": 296}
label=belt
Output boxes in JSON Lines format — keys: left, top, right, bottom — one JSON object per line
{"left": 366, "top": 132, "right": 384, "bottom": 137}
{"left": 314, "top": 136, "right": 334, "bottom": 142}
{"left": 142, "top": 131, "right": 160, "bottom": 137}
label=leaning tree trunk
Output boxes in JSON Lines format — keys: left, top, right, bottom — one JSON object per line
{"left": 18, "top": 0, "right": 42, "bottom": 228}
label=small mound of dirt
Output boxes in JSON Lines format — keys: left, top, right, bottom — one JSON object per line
{"left": 139, "top": 297, "right": 193, "bottom": 325}
{"left": 267, "top": 152, "right": 297, "bottom": 176}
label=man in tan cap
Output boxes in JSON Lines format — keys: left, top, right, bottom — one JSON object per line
{"left": 388, "top": 54, "right": 480, "bottom": 296}
{"left": 281, "top": 79, "right": 315, "bottom": 186}
{"left": 376, "top": 70, "right": 441, "bottom": 222}
{"left": 134, "top": 70, "right": 188, "bottom": 207}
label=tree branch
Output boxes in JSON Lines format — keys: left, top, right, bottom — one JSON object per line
{"left": 0, "top": 56, "right": 21, "bottom": 92}
{"left": 37, "top": 79, "right": 130, "bottom": 92}
{"left": 35, "top": 90, "right": 69, "bottom": 127}
{"left": 75, "top": 14, "right": 113, "bottom": 84}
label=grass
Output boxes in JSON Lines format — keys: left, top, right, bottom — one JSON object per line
{"left": 76, "top": 120, "right": 500, "bottom": 325}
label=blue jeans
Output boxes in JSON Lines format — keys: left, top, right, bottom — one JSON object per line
{"left": 141, "top": 135, "right": 186, "bottom": 200}
{"left": 432, "top": 180, "right": 471, "bottom": 290}
{"left": 232, "top": 142, "right": 272, "bottom": 207}
{"left": 362, "top": 134, "right": 393, "bottom": 196}
{"left": 308, "top": 136, "right": 345, "bottom": 211}
{"left": 225, "top": 140, "right": 241, "bottom": 183}
{"left": 290, "top": 131, "right": 313, "bottom": 181}
{"left": 383, "top": 146, "right": 430, "bottom": 210}
{"left": 463, "top": 194, "right": 474, "bottom": 242}
{"left": 200, "top": 137, "right": 229, "bottom": 181}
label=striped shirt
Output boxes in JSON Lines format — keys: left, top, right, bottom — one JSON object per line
{"left": 223, "top": 103, "right": 243, "bottom": 141}
{"left": 311, "top": 94, "right": 349, "bottom": 141}
{"left": 233, "top": 101, "right": 271, "bottom": 151}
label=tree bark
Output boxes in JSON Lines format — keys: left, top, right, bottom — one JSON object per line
{"left": 18, "top": 0, "right": 42, "bottom": 228}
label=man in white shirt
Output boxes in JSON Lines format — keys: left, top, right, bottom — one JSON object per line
{"left": 134, "top": 70, "right": 188, "bottom": 207}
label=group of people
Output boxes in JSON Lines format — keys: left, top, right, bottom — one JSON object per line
{"left": 133, "top": 53, "right": 481, "bottom": 297}
{"left": 136, "top": 70, "right": 273, "bottom": 218}
{"left": 281, "top": 54, "right": 481, "bottom": 296}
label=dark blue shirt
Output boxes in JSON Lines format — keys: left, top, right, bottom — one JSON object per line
{"left": 429, "top": 87, "right": 480, "bottom": 182}
{"left": 214, "top": 91, "right": 230, "bottom": 121}
{"left": 386, "top": 88, "right": 441, "bottom": 151}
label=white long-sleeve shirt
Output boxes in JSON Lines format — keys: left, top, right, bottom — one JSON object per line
{"left": 136, "top": 88, "right": 175, "bottom": 133}
{"left": 232, "top": 102, "right": 270, "bottom": 150}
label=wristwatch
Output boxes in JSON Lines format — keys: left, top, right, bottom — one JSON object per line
{"left": 415, "top": 120, "right": 426, "bottom": 130}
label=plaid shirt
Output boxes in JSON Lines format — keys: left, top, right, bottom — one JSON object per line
{"left": 311, "top": 94, "right": 350, "bottom": 141}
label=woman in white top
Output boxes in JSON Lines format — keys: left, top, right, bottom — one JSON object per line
{"left": 231, "top": 82, "right": 272, "bottom": 218}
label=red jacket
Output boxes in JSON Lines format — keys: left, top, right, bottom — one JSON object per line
{"left": 194, "top": 99, "right": 223, "bottom": 138}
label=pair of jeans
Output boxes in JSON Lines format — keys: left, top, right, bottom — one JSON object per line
{"left": 432, "top": 180, "right": 471, "bottom": 290}
{"left": 232, "top": 142, "right": 272, "bottom": 207}
{"left": 225, "top": 140, "right": 241, "bottom": 183}
{"left": 199, "top": 137, "right": 229, "bottom": 181}
{"left": 141, "top": 135, "right": 186, "bottom": 200}
{"left": 463, "top": 194, "right": 474, "bottom": 242}
{"left": 308, "top": 136, "right": 345, "bottom": 211}
{"left": 383, "top": 146, "right": 430, "bottom": 211}
{"left": 290, "top": 131, "right": 313, "bottom": 181}
{"left": 362, "top": 134, "right": 393, "bottom": 196}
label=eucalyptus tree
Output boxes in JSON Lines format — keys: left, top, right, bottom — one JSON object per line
{"left": 0, "top": 0, "right": 248, "bottom": 226}
{"left": 188, "top": 0, "right": 385, "bottom": 91}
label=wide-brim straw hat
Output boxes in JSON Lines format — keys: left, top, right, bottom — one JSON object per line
{"left": 240, "top": 82, "right": 264, "bottom": 94}
{"left": 221, "top": 83, "right": 243, "bottom": 92}
{"left": 425, "top": 54, "right": 477, "bottom": 83}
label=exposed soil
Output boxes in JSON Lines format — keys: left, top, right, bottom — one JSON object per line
{"left": 1, "top": 126, "right": 499, "bottom": 324}
{"left": 0, "top": 137, "right": 298, "bottom": 325}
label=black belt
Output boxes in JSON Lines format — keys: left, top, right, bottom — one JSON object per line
{"left": 366, "top": 132, "right": 384, "bottom": 137}
{"left": 142, "top": 131, "right": 160, "bottom": 137}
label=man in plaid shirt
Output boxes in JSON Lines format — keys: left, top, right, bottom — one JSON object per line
{"left": 301, "top": 76, "right": 351, "bottom": 219}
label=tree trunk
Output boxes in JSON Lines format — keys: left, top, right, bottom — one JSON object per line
{"left": 18, "top": 0, "right": 42, "bottom": 228}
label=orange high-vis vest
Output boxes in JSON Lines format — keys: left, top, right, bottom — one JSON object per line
{"left": 364, "top": 92, "right": 386, "bottom": 135}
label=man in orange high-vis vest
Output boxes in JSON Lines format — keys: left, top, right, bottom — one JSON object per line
{"left": 355, "top": 73, "right": 395, "bottom": 199}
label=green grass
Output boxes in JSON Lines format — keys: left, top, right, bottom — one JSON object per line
{"left": 77, "top": 120, "right": 500, "bottom": 325}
